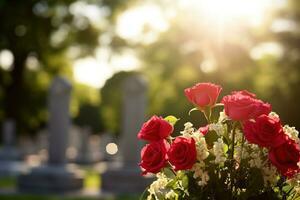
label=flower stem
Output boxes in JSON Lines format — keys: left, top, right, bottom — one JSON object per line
{"left": 230, "top": 123, "right": 237, "bottom": 196}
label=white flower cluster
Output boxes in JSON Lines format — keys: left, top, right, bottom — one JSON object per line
{"left": 209, "top": 123, "right": 224, "bottom": 136}
{"left": 180, "top": 122, "right": 194, "bottom": 137}
{"left": 192, "top": 162, "right": 210, "bottom": 186}
{"left": 148, "top": 173, "right": 169, "bottom": 199}
{"left": 213, "top": 138, "right": 227, "bottom": 165}
{"left": 218, "top": 111, "right": 228, "bottom": 122}
{"left": 165, "top": 190, "right": 177, "bottom": 199}
{"left": 284, "top": 125, "right": 299, "bottom": 143}
{"left": 269, "top": 112, "right": 279, "bottom": 118}
{"left": 234, "top": 144, "right": 249, "bottom": 162}
{"left": 261, "top": 165, "right": 278, "bottom": 187}
{"left": 248, "top": 145, "right": 264, "bottom": 168}
{"left": 196, "top": 137, "right": 209, "bottom": 161}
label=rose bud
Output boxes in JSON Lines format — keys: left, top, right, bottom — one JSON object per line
{"left": 199, "top": 125, "right": 209, "bottom": 136}
{"left": 184, "top": 82, "right": 222, "bottom": 111}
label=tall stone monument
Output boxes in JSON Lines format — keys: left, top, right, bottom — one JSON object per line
{"left": 18, "top": 77, "right": 83, "bottom": 193}
{"left": 101, "top": 75, "right": 152, "bottom": 194}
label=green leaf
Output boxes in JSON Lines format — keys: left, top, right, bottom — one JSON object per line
{"left": 188, "top": 108, "right": 198, "bottom": 115}
{"left": 164, "top": 115, "right": 179, "bottom": 126}
{"left": 163, "top": 168, "right": 176, "bottom": 179}
{"left": 181, "top": 174, "right": 189, "bottom": 188}
{"left": 205, "top": 130, "right": 219, "bottom": 146}
{"left": 223, "top": 143, "right": 228, "bottom": 153}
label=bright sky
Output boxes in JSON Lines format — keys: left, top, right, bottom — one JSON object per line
{"left": 72, "top": 0, "right": 287, "bottom": 88}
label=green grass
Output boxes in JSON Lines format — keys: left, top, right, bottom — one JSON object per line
{"left": 0, "top": 177, "right": 16, "bottom": 188}
{"left": 0, "top": 195, "right": 139, "bottom": 200}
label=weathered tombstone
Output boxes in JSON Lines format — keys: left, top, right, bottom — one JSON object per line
{"left": 0, "top": 119, "right": 26, "bottom": 176}
{"left": 75, "top": 126, "right": 93, "bottom": 164}
{"left": 0, "top": 119, "right": 19, "bottom": 160}
{"left": 101, "top": 75, "right": 152, "bottom": 194}
{"left": 99, "top": 133, "right": 114, "bottom": 162}
{"left": 18, "top": 77, "right": 83, "bottom": 194}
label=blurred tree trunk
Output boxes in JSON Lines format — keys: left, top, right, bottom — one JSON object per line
{"left": 4, "top": 52, "right": 27, "bottom": 131}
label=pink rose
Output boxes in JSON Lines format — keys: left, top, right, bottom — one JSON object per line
{"left": 184, "top": 83, "right": 222, "bottom": 110}
{"left": 243, "top": 115, "right": 288, "bottom": 148}
{"left": 139, "top": 140, "right": 169, "bottom": 175}
{"left": 221, "top": 90, "right": 271, "bottom": 121}
{"left": 168, "top": 137, "right": 197, "bottom": 171}
{"left": 199, "top": 125, "right": 209, "bottom": 136}
{"left": 138, "top": 116, "right": 173, "bottom": 142}
{"left": 269, "top": 139, "right": 300, "bottom": 177}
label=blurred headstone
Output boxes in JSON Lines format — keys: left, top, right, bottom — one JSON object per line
{"left": 0, "top": 119, "right": 19, "bottom": 160}
{"left": 18, "top": 77, "right": 83, "bottom": 194}
{"left": 75, "top": 126, "right": 93, "bottom": 164}
{"left": 102, "top": 75, "right": 152, "bottom": 194}
{"left": 99, "top": 133, "right": 114, "bottom": 161}
{"left": 0, "top": 119, "right": 26, "bottom": 176}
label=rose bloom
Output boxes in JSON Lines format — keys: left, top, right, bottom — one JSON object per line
{"left": 221, "top": 90, "right": 271, "bottom": 121}
{"left": 268, "top": 139, "right": 300, "bottom": 177}
{"left": 168, "top": 137, "right": 197, "bottom": 171}
{"left": 243, "top": 114, "right": 288, "bottom": 148}
{"left": 139, "top": 140, "right": 169, "bottom": 175}
{"left": 138, "top": 115, "right": 173, "bottom": 142}
{"left": 199, "top": 125, "right": 209, "bottom": 136}
{"left": 184, "top": 82, "right": 222, "bottom": 110}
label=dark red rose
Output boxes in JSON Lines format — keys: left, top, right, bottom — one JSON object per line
{"left": 138, "top": 115, "right": 173, "bottom": 142}
{"left": 139, "top": 140, "right": 169, "bottom": 175}
{"left": 168, "top": 137, "right": 197, "bottom": 171}
{"left": 243, "top": 114, "right": 288, "bottom": 148}
{"left": 199, "top": 125, "right": 209, "bottom": 136}
{"left": 184, "top": 82, "right": 222, "bottom": 110}
{"left": 221, "top": 90, "right": 271, "bottom": 121}
{"left": 269, "top": 139, "right": 300, "bottom": 178}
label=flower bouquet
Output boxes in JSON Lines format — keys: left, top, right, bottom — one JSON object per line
{"left": 137, "top": 83, "right": 300, "bottom": 200}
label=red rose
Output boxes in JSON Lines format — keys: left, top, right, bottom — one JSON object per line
{"left": 168, "top": 137, "right": 197, "bottom": 171}
{"left": 139, "top": 140, "right": 169, "bottom": 175}
{"left": 184, "top": 82, "right": 222, "bottom": 110}
{"left": 199, "top": 125, "right": 209, "bottom": 136}
{"left": 243, "top": 115, "right": 288, "bottom": 148}
{"left": 269, "top": 140, "right": 300, "bottom": 177}
{"left": 138, "top": 115, "right": 173, "bottom": 142}
{"left": 221, "top": 90, "right": 271, "bottom": 121}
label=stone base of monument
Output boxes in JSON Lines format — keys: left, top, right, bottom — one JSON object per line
{"left": 17, "top": 164, "right": 84, "bottom": 194}
{"left": 101, "top": 162, "right": 154, "bottom": 195}
{"left": 0, "top": 161, "right": 27, "bottom": 177}
{"left": 0, "top": 147, "right": 20, "bottom": 160}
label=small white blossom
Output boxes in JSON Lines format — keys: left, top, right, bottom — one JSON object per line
{"left": 284, "top": 125, "right": 299, "bottom": 143}
{"left": 248, "top": 150, "right": 263, "bottom": 168}
{"left": 213, "top": 138, "right": 227, "bottom": 164}
{"left": 262, "top": 165, "right": 278, "bottom": 187}
{"left": 269, "top": 112, "right": 279, "bottom": 118}
{"left": 192, "top": 162, "right": 209, "bottom": 186}
{"left": 209, "top": 123, "right": 224, "bottom": 136}
{"left": 148, "top": 173, "right": 169, "bottom": 198}
{"left": 218, "top": 111, "right": 228, "bottom": 122}
{"left": 196, "top": 137, "right": 209, "bottom": 161}
{"left": 166, "top": 190, "right": 177, "bottom": 199}
{"left": 181, "top": 122, "right": 195, "bottom": 137}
